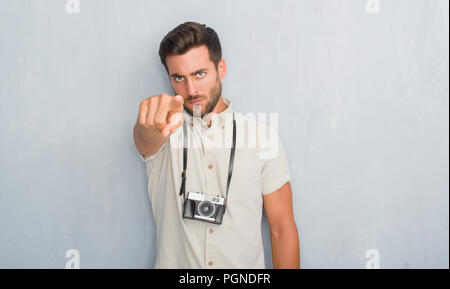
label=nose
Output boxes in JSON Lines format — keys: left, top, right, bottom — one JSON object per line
{"left": 186, "top": 78, "right": 198, "bottom": 97}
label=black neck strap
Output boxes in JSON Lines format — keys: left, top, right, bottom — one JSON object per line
{"left": 179, "top": 113, "right": 236, "bottom": 209}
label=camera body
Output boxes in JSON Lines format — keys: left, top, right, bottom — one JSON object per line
{"left": 183, "top": 191, "right": 225, "bottom": 225}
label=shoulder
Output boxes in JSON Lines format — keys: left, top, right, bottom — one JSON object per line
{"left": 234, "top": 112, "right": 281, "bottom": 151}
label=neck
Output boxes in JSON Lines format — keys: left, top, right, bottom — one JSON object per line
{"left": 211, "top": 96, "right": 227, "bottom": 114}
{"left": 204, "top": 96, "right": 227, "bottom": 128}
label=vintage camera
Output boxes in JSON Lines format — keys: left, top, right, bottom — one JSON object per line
{"left": 183, "top": 192, "right": 226, "bottom": 225}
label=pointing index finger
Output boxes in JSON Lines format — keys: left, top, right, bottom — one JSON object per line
{"left": 169, "top": 95, "right": 184, "bottom": 112}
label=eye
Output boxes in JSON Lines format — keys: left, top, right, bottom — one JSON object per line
{"left": 174, "top": 76, "right": 184, "bottom": 82}
{"left": 197, "top": 71, "right": 206, "bottom": 78}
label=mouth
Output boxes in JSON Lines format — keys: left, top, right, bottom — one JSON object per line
{"left": 189, "top": 98, "right": 204, "bottom": 105}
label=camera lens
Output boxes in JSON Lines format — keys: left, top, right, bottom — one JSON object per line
{"left": 197, "top": 201, "right": 215, "bottom": 218}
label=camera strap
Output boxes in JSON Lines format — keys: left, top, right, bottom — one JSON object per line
{"left": 179, "top": 112, "right": 236, "bottom": 213}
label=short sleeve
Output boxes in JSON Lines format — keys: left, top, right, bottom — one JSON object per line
{"left": 138, "top": 140, "right": 170, "bottom": 204}
{"left": 261, "top": 132, "right": 291, "bottom": 196}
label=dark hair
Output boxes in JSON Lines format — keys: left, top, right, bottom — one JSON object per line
{"left": 159, "top": 22, "right": 222, "bottom": 75}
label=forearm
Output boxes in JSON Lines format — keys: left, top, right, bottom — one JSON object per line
{"left": 133, "top": 123, "right": 168, "bottom": 156}
{"left": 270, "top": 225, "right": 300, "bottom": 269}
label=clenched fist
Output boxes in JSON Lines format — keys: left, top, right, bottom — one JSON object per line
{"left": 137, "top": 94, "right": 184, "bottom": 143}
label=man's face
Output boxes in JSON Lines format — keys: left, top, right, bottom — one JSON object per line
{"left": 166, "top": 45, "right": 226, "bottom": 118}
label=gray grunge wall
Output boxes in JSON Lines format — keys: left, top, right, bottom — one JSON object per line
{"left": 0, "top": 0, "right": 448, "bottom": 268}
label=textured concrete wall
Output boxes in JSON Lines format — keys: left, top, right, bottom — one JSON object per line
{"left": 0, "top": 0, "right": 448, "bottom": 268}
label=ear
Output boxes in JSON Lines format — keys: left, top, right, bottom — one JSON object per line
{"left": 217, "top": 58, "right": 227, "bottom": 80}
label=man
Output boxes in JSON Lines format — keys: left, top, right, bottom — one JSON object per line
{"left": 133, "top": 21, "right": 299, "bottom": 269}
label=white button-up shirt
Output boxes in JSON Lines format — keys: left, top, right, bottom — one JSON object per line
{"left": 138, "top": 97, "right": 291, "bottom": 269}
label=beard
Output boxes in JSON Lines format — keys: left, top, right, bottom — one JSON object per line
{"left": 182, "top": 75, "right": 222, "bottom": 118}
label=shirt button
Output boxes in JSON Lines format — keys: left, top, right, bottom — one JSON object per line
{"left": 208, "top": 261, "right": 214, "bottom": 266}
{"left": 222, "top": 125, "right": 225, "bottom": 129}
{"left": 209, "top": 228, "right": 214, "bottom": 234}
{"left": 208, "top": 164, "right": 213, "bottom": 170}
{"left": 208, "top": 134, "right": 214, "bottom": 140}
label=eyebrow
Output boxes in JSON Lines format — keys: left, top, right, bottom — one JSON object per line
{"left": 170, "top": 68, "right": 208, "bottom": 78}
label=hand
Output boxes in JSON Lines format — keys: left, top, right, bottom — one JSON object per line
{"left": 137, "top": 94, "right": 184, "bottom": 141}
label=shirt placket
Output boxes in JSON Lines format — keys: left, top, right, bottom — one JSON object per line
{"left": 202, "top": 116, "right": 222, "bottom": 268}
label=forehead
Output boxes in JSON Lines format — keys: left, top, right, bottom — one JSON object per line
{"left": 166, "top": 45, "right": 214, "bottom": 75}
